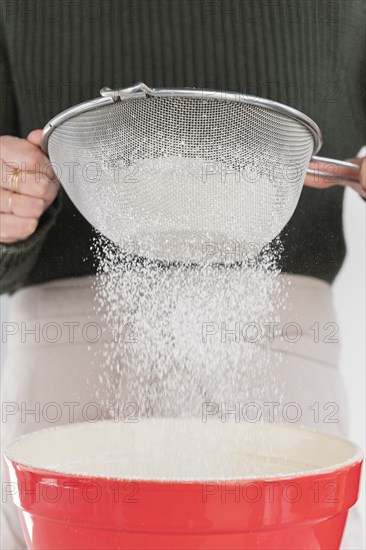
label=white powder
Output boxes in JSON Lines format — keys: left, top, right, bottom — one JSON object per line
{"left": 45, "top": 420, "right": 310, "bottom": 480}
{"left": 14, "top": 418, "right": 351, "bottom": 482}
{"left": 88, "top": 234, "right": 288, "bottom": 478}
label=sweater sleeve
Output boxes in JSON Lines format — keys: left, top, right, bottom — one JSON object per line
{"left": 0, "top": 18, "right": 61, "bottom": 295}
{"left": 0, "top": 195, "right": 62, "bottom": 294}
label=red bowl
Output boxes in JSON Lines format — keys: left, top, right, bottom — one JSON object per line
{"left": 4, "top": 419, "right": 363, "bottom": 549}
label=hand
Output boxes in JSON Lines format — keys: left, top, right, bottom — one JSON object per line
{"left": 305, "top": 156, "right": 366, "bottom": 199}
{"left": 0, "top": 130, "right": 59, "bottom": 243}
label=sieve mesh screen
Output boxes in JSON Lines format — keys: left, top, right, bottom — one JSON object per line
{"left": 48, "top": 96, "right": 314, "bottom": 262}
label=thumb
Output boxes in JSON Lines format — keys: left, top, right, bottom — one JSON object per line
{"left": 27, "top": 129, "right": 43, "bottom": 147}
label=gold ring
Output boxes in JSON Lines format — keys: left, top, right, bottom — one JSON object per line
{"left": 8, "top": 192, "right": 14, "bottom": 213}
{"left": 10, "top": 169, "right": 20, "bottom": 193}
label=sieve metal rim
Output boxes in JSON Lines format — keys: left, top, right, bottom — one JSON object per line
{"left": 41, "top": 82, "right": 323, "bottom": 155}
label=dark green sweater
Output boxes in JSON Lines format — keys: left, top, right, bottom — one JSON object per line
{"left": 1, "top": 0, "right": 365, "bottom": 294}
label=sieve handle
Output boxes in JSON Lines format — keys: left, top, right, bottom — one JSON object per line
{"left": 307, "top": 156, "right": 361, "bottom": 188}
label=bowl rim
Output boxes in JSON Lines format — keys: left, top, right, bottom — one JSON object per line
{"left": 4, "top": 419, "right": 363, "bottom": 483}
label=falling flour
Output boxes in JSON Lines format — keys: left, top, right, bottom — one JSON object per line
{"left": 86, "top": 234, "right": 289, "bottom": 478}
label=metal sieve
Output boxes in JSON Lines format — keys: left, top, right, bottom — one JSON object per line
{"left": 42, "top": 82, "right": 359, "bottom": 263}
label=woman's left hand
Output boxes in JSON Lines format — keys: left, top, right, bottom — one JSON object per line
{"left": 305, "top": 156, "right": 366, "bottom": 198}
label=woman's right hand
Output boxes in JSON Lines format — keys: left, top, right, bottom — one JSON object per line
{"left": 0, "top": 130, "right": 59, "bottom": 244}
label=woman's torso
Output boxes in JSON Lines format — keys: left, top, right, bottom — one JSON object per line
{"left": 2, "top": 0, "right": 365, "bottom": 286}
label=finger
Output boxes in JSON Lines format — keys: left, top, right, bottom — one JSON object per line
{"left": 0, "top": 163, "right": 59, "bottom": 201}
{"left": 304, "top": 171, "right": 366, "bottom": 198}
{"left": 359, "top": 157, "right": 366, "bottom": 190}
{"left": 344, "top": 157, "right": 366, "bottom": 195}
{"left": 304, "top": 173, "right": 334, "bottom": 189}
{"left": 304, "top": 172, "right": 361, "bottom": 189}
{"left": 44, "top": 179, "right": 60, "bottom": 208}
{"left": 0, "top": 135, "right": 55, "bottom": 177}
{"left": 0, "top": 188, "right": 45, "bottom": 218}
{"left": 27, "top": 129, "right": 43, "bottom": 147}
{"left": 0, "top": 213, "right": 38, "bottom": 243}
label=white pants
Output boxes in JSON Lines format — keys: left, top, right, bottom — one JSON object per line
{"left": 0, "top": 273, "right": 361, "bottom": 548}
